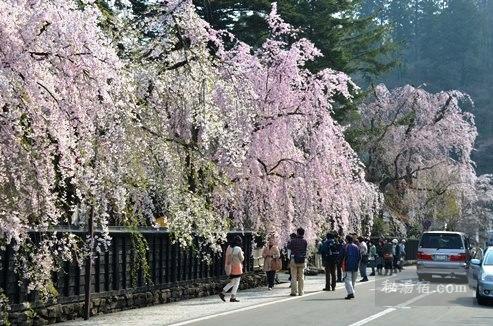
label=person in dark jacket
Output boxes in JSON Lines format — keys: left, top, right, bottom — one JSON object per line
{"left": 287, "top": 233, "right": 297, "bottom": 285}
{"left": 287, "top": 228, "right": 308, "bottom": 296}
{"left": 319, "top": 232, "right": 340, "bottom": 291}
{"left": 336, "top": 235, "right": 344, "bottom": 282}
{"left": 340, "top": 235, "right": 361, "bottom": 300}
{"left": 376, "top": 238, "right": 384, "bottom": 275}
{"left": 383, "top": 239, "right": 394, "bottom": 276}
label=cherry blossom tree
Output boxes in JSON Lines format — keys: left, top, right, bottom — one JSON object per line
{"left": 0, "top": 0, "right": 382, "bottom": 297}
{"left": 360, "top": 84, "right": 477, "bottom": 234}
{"left": 94, "top": 1, "right": 382, "bottom": 243}
{"left": 460, "top": 174, "right": 493, "bottom": 243}
{"left": 0, "top": 0, "right": 130, "bottom": 297}
{"left": 216, "top": 4, "right": 382, "bottom": 242}
{"left": 104, "top": 0, "right": 256, "bottom": 251}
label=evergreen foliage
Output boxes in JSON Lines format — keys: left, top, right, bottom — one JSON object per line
{"left": 362, "top": 0, "right": 493, "bottom": 173}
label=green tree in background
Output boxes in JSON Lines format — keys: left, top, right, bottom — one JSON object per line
{"left": 195, "top": 0, "right": 396, "bottom": 79}
{"left": 362, "top": 0, "right": 493, "bottom": 174}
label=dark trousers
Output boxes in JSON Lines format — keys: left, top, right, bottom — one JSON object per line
{"left": 376, "top": 257, "right": 383, "bottom": 273}
{"left": 384, "top": 258, "right": 393, "bottom": 271}
{"left": 325, "top": 261, "right": 337, "bottom": 290}
{"left": 393, "top": 257, "right": 402, "bottom": 271}
{"left": 266, "top": 271, "right": 276, "bottom": 288}
{"left": 337, "top": 260, "right": 342, "bottom": 281}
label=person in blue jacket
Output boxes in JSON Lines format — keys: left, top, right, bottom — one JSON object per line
{"left": 340, "top": 234, "right": 361, "bottom": 300}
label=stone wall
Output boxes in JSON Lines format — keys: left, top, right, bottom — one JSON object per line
{"left": 5, "top": 272, "right": 265, "bottom": 326}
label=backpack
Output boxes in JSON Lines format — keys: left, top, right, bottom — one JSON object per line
{"left": 322, "top": 239, "right": 339, "bottom": 262}
{"left": 329, "top": 241, "right": 340, "bottom": 257}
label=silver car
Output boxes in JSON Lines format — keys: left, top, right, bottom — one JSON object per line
{"left": 416, "top": 231, "right": 470, "bottom": 281}
{"left": 468, "top": 247, "right": 493, "bottom": 305}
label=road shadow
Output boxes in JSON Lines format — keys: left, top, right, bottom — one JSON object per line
{"left": 303, "top": 298, "right": 346, "bottom": 302}
{"left": 425, "top": 277, "right": 468, "bottom": 284}
{"left": 449, "top": 295, "right": 493, "bottom": 308}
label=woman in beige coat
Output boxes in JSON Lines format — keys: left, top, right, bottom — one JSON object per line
{"left": 262, "top": 236, "right": 281, "bottom": 290}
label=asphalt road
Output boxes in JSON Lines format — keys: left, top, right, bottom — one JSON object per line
{"left": 176, "top": 267, "right": 493, "bottom": 326}
{"left": 60, "top": 266, "right": 493, "bottom": 326}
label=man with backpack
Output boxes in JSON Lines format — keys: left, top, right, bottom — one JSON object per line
{"left": 287, "top": 227, "right": 308, "bottom": 296}
{"left": 340, "top": 235, "right": 361, "bottom": 300}
{"left": 319, "top": 232, "right": 340, "bottom": 291}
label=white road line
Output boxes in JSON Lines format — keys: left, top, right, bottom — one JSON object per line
{"left": 347, "top": 290, "right": 436, "bottom": 326}
{"left": 168, "top": 278, "right": 381, "bottom": 326}
{"left": 347, "top": 308, "right": 397, "bottom": 326}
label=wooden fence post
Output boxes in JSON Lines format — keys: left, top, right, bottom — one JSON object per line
{"left": 84, "top": 209, "right": 94, "bottom": 320}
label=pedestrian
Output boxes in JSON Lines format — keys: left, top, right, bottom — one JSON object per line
{"left": 287, "top": 227, "right": 308, "bottom": 296}
{"left": 383, "top": 239, "right": 394, "bottom": 276}
{"left": 392, "top": 238, "right": 401, "bottom": 273}
{"left": 376, "top": 238, "right": 384, "bottom": 275}
{"left": 341, "top": 235, "right": 361, "bottom": 300}
{"left": 219, "top": 235, "right": 244, "bottom": 302}
{"left": 319, "top": 232, "right": 340, "bottom": 291}
{"left": 358, "top": 236, "right": 369, "bottom": 282}
{"left": 315, "top": 238, "right": 322, "bottom": 269}
{"left": 287, "top": 232, "right": 297, "bottom": 285}
{"left": 336, "top": 235, "right": 344, "bottom": 282}
{"left": 369, "top": 239, "right": 377, "bottom": 276}
{"left": 262, "top": 235, "right": 281, "bottom": 290}
{"left": 399, "top": 239, "right": 407, "bottom": 269}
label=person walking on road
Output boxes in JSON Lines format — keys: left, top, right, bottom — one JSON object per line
{"left": 319, "top": 232, "right": 340, "bottom": 291}
{"left": 392, "top": 238, "right": 402, "bottom": 273}
{"left": 287, "top": 232, "right": 297, "bottom": 285}
{"left": 262, "top": 235, "right": 281, "bottom": 290}
{"left": 287, "top": 227, "right": 308, "bottom": 296}
{"left": 220, "top": 235, "right": 245, "bottom": 302}
{"left": 369, "top": 240, "right": 377, "bottom": 276}
{"left": 399, "top": 239, "right": 407, "bottom": 269}
{"left": 341, "top": 235, "right": 361, "bottom": 300}
{"left": 336, "top": 235, "right": 344, "bottom": 282}
{"left": 376, "top": 238, "right": 384, "bottom": 275}
{"left": 358, "top": 236, "right": 369, "bottom": 282}
{"left": 383, "top": 239, "right": 394, "bottom": 276}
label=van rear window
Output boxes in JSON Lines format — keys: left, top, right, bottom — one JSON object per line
{"left": 419, "top": 234, "right": 463, "bottom": 249}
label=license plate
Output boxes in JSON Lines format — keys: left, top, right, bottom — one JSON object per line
{"left": 434, "top": 255, "right": 447, "bottom": 261}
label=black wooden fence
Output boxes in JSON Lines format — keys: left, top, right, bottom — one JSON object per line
{"left": 0, "top": 230, "right": 254, "bottom": 306}
{"left": 405, "top": 239, "right": 419, "bottom": 260}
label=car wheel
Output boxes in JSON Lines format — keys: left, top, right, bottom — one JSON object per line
{"left": 476, "top": 287, "right": 487, "bottom": 305}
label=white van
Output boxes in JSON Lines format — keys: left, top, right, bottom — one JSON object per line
{"left": 416, "top": 231, "right": 471, "bottom": 281}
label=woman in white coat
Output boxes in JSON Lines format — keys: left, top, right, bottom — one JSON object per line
{"left": 220, "top": 235, "right": 244, "bottom": 302}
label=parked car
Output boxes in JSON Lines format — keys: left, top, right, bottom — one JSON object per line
{"left": 468, "top": 247, "right": 493, "bottom": 305}
{"left": 416, "top": 231, "right": 471, "bottom": 282}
